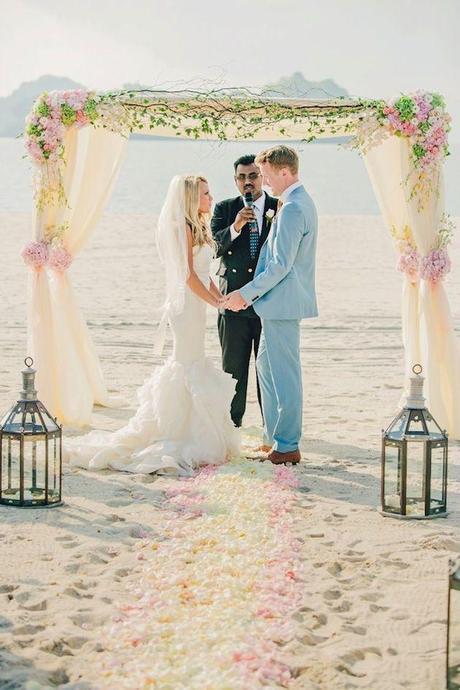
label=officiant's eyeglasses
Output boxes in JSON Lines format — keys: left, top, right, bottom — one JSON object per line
{"left": 235, "top": 172, "right": 261, "bottom": 181}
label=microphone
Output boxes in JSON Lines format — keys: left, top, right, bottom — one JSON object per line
{"left": 243, "top": 192, "right": 259, "bottom": 233}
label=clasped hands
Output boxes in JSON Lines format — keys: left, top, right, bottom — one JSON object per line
{"left": 217, "top": 290, "right": 247, "bottom": 312}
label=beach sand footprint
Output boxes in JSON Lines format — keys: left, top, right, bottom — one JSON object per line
{"left": 340, "top": 646, "right": 383, "bottom": 673}
{"left": 39, "top": 637, "right": 74, "bottom": 657}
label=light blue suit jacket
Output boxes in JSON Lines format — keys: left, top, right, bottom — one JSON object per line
{"left": 240, "top": 184, "right": 318, "bottom": 320}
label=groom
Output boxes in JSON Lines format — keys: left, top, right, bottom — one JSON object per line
{"left": 225, "top": 146, "right": 318, "bottom": 465}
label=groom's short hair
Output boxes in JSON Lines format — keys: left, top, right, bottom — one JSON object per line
{"left": 255, "top": 146, "right": 299, "bottom": 174}
{"left": 233, "top": 154, "right": 256, "bottom": 171}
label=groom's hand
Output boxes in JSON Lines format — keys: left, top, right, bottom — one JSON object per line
{"left": 225, "top": 290, "right": 247, "bottom": 312}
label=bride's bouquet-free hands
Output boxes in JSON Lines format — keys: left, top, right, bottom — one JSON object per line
{"left": 222, "top": 291, "right": 247, "bottom": 312}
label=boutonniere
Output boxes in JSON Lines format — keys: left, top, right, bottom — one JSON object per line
{"left": 265, "top": 209, "right": 275, "bottom": 226}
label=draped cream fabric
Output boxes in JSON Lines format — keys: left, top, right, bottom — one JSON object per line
{"left": 29, "top": 127, "right": 127, "bottom": 426}
{"left": 365, "top": 136, "right": 460, "bottom": 436}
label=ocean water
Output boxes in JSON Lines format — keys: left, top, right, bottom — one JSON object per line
{"left": 1, "top": 137, "right": 459, "bottom": 216}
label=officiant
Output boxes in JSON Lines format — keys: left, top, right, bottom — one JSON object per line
{"left": 211, "top": 154, "right": 278, "bottom": 428}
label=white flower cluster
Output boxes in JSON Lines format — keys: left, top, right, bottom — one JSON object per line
{"left": 349, "top": 112, "right": 389, "bottom": 154}
{"left": 95, "top": 99, "right": 132, "bottom": 138}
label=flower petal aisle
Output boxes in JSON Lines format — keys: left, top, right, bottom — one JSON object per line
{"left": 91, "top": 459, "right": 304, "bottom": 689}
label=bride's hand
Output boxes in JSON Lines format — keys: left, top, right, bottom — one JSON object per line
{"left": 215, "top": 296, "right": 227, "bottom": 309}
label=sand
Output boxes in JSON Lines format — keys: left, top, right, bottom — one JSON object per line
{"left": 0, "top": 212, "right": 460, "bottom": 689}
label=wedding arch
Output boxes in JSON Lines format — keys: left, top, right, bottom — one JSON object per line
{"left": 22, "top": 88, "right": 459, "bottom": 435}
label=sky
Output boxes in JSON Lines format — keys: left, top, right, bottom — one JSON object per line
{"left": 1, "top": 0, "right": 459, "bottom": 138}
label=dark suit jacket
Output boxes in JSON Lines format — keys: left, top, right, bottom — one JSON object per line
{"left": 211, "top": 192, "right": 278, "bottom": 318}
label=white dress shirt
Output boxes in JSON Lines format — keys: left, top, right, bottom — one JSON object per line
{"left": 230, "top": 191, "right": 266, "bottom": 242}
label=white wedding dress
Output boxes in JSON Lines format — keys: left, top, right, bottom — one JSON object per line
{"left": 65, "top": 244, "right": 240, "bottom": 476}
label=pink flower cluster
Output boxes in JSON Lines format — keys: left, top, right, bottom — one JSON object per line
{"left": 383, "top": 109, "right": 418, "bottom": 137}
{"left": 47, "top": 245, "right": 73, "bottom": 272}
{"left": 420, "top": 248, "right": 451, "bottom": 284}
{"left": 397, "top": 245, "right": 420, "bottom": 282}
{"left": 381, "top": 91, "right": 450, "bottom": 176}
{"left": 25, "top": 90, "right": 94, "bottom": 165}
{"left": 61, "top": 89, "right": 88, "bottom": 111}
{"left": 21, "top": 241, "right": 72, "bottom": 272}
{"left": 21, "top": 241, "right": 49, "bottom": 269}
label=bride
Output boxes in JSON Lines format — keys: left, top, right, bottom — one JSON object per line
{"left": 66, "top": 175, "right": 240, "bottom": 475}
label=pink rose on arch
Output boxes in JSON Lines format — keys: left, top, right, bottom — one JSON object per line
{"left": 75, "top": 110, "right": 90, "bottom": 127}
{"left": 21, "top": 241, "right": 49, "bottom": 269}
{"left": 402, "top": 122, "right": 417, "bottom": 136}
{"left": 48, "top": 245, "right": 73, "bottom": 272}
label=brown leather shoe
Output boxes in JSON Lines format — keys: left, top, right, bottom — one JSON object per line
{"left": 268, "top": 449, "right": 301, "bottom": 465}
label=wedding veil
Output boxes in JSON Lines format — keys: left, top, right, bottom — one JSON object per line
{"left": 154, "top": 175, "right": 190, "bottom": 352}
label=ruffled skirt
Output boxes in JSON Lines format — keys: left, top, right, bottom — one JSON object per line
{"left": 65, "top": 357, "right": 240, "bottom": 476}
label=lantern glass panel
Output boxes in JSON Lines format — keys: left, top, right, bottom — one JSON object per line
{"left": 23, "top": 437, "right": 47, "bottom": 503}
{"left": 406, "top": 410, "right": 427, "bottom": 436}
{"left": 448, "top": 572, "right": 460, "bottom": 689}
{"left": 48, "top": 436, "right": 61, "bottom": 503}
{"left": 383, "top": 443, "right": 402, "bottom": 513}
{"left": 37, "top": 402, "right": 59, "bottom": 433}
{"left": 425, "top": 412, "right": 445, "bottom": 439}
{"left": 24, "top": 402, "right": 44, "bottom": 433}
{"left": 387, "top": 412, "right": 408, "bottom": 440}
{"left": 430, "top": 443, "right": 447, "bottom": 514}
{"left": 405, "top": 441, "right": 425, "bottom": 516}
{"left": 1, "top": 436, "right": 21, "bottom": 501}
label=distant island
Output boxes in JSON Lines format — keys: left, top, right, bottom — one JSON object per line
{"left": 261, "top": 72, "right": 350, "bottom": 99}
{"left": 0, "top": 72, "right": 351, "bottom": 138}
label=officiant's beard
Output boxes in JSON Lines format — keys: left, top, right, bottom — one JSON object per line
{"left": 243, "top": 183, "right": 263, "bottom": 201}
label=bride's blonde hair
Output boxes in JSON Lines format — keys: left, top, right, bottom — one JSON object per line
{"left": 183, "top": 175, "right": 215, "bottom": 250}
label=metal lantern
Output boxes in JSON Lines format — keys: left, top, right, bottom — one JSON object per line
{"left": 448, "top": 558, "right": 460, "bottom": 689}
{"left": 381, "top": 364, "right": 448, "bottom": 518}
{"left": 0, "top": 358, "right": 62, "bottom": 507}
